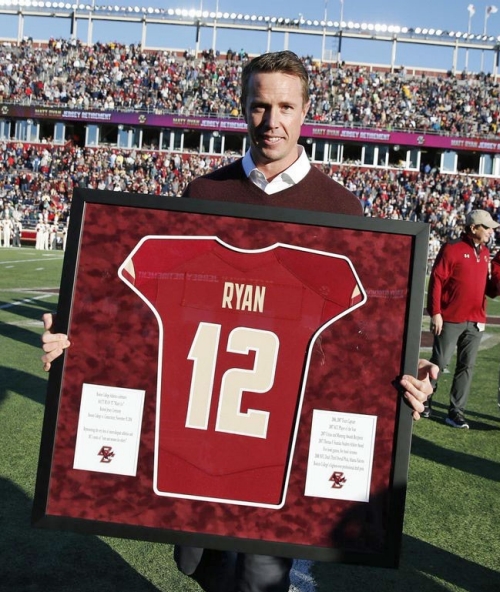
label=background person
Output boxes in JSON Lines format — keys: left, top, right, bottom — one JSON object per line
{"left": 426, "top": 209, "right": 498, "bottom": 428}
{"left": 485, "top": 248, "right": 500, "bottom": 413}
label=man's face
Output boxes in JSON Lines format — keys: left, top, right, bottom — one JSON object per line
{"left": 243, "top": 72, "right": 310, "bottom": 178}
{"left": 472, "top": 224, "right": 495, "bottom": 245}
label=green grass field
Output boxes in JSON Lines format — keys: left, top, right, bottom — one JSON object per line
{"left": 1, "top": 246, "right": 499, "bottom": 592}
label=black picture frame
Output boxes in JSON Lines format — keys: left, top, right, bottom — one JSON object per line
{"left": 32, "top": 187, "right": 429, "bottom": 568}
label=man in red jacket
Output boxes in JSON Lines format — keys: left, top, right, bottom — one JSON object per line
{"left": 426, "top": 209, "right": 499, "bottom": 428}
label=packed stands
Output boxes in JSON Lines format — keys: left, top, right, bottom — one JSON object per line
{"left": 2, "top": 141, "right": 499, "bottom": 248}
{"left": 1, "top": 38, "right": 500, "bottom": 252}
{"left": 1, "top": 38, "right": 499, "bottom": 136}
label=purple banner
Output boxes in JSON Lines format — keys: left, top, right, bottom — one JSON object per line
{"left": 3, "top": 104, "right": 500, "bottom": 154}
{"left": 302, "top": 124, "right": 500, "bottom": 154}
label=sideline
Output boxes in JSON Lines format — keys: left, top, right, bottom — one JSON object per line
{"left": 0, "top": 293, "right": 55, "bottom": 310}
{"left": 0, "top": 256, "right": 63, "bottom": 265}
{"left": 420, "top": 330, "right": 500, "bottom": 352}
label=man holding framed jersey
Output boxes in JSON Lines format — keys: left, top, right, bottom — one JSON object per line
{"left": 42, "top": 51, "right": 437, "bottom": 592}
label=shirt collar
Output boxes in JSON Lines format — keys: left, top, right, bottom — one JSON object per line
{"left": 242, "top": 147, "right": 311, "bottom": 190}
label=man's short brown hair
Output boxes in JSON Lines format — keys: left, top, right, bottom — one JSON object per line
{"left": 241, "top": 51, "right": 310, "bottom": 115}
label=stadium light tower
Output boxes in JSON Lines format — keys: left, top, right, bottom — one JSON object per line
{"left": 195, "top": 0, "right": 203, "bottom": 57}
{"left": 321, "top": 0, "right": 344, "bottom": 62}
{"left": 211, "top": 0, "right": 219, "bottom": 51}
{"left": 465, "top": 4, "right": 475, "bottom": 71}
{"left": 321, "top": 0, "right": 328, "bottom": 61}
{"left": 87, "top": 0, "right": 96, "bottom": 46}
{"left": 338, "top": 0, "right": 344, "bottom": 63}
{"left": 481, "top": 5, "right": 498, "bottom": 71}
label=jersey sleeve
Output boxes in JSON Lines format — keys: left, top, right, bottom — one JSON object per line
{"left": 276, "top": 246, "right": 366, "bottom": 322}
{"left": 119, "top": 237, "right": 214, "bottom": 303}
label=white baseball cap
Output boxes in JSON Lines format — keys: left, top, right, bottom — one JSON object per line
{"left": 465, "top": 209, "right": 500, "bottom": 229}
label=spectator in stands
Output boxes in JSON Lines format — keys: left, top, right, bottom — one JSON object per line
{"left": 3, "top": 134, "right": 500, "bottom": 249}
{"left": 486, "top": 248, "right": 500, "bottom": 413}
{"left": 3, "top": 39, "right": 500, "bottom": 249}
{"left": 2, "top": 37, "right": 500, "bottom": 136}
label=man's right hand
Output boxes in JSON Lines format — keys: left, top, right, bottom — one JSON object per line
{"left": 431, "top": 313, "right": 443, "bottom": 336}
{"left": 41, "top": 312, "right": 70, "bottom": 372}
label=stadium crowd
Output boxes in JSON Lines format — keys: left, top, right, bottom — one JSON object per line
{"left": 1, "top": 140, "right": 500, "bottom": 253}
{"left": 0, "top": 37, "right": 499, "bottom": 136}
{"left": 1, "top": 38, "right": 500, "bottom": 256}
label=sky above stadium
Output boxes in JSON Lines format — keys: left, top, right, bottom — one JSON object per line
{"left": 2, "top": 0, "right": 500, "bottom": 73}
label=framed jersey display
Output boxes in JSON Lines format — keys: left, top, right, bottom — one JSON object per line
{"left": 33, "top": 187, "right": 429, "bottom": 568}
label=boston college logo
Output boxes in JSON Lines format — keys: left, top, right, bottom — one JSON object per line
{"left": 98, "top": 446, "right": 115, "bottom": 463}
{"left": 330, "top": 471, "right": 347, "bottom": 489}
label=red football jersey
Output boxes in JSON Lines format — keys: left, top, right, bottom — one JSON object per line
{"left": 119, "top": 237, "right": 366, "bottom": 508}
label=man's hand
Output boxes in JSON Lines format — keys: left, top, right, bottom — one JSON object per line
{"left": 431, "top": 313, "right": 443, "bottom": 336}
{"left": 41, "top": 313, "right": 70, "bottom": 372}
{"left": 400, "top": 359, "right": 439, "bottom": 421}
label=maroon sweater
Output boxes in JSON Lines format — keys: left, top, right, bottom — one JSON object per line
{"left": 183, "top": 159, "right": 362, "bottom": 216}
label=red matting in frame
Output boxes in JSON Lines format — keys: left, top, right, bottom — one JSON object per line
{"left": 33, "top": 188, "right": 429, "bottom": 567}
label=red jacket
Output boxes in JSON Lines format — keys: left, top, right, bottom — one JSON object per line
{"left": 487, "top": 250, "right": 500, "bottom": 298}
{"left": 427, "top": 234, "right": 490, "bottom": 323}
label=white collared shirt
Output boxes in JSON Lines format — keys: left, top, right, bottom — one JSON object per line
{"left": 242, "top": 147, "right": 311, "bottom": 195}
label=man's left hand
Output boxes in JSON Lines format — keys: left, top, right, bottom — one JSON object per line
{"left": 400, "top": 359, "right": 438, "bottom": 420}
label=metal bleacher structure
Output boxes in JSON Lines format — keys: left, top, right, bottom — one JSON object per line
{"left": 1, "top": 2, "right": 500, "bottom": 177}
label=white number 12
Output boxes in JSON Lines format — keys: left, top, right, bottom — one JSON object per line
{"left": 185, "top": 322, "right": 279, "bottom": 439}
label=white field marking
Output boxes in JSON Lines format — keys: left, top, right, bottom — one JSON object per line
{"left": 478, "top": 332, "right": 500, "bottom": 351}
{"left": 420, "top": 331, "right": 500, "bottom": 353}
{"left": 0, "top": 293, "right": 54, "bottom": 310}
{"left": 290, "top": 560, "right": 316, "bottom": 592}
{"left": 5, "top": 319, "right": 44, "bottom": 328}
{"left": 0, "top": 287, "right": 59, "bottom": 292}
{"left": 0, "top": 256, "right": 62, "bottom": 265}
